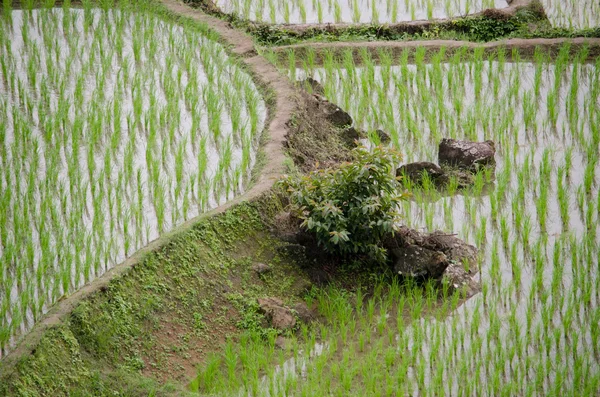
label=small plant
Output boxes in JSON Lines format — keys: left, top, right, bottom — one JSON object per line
{"left": 281, "top": 146, "right": 407, "bottom": 262}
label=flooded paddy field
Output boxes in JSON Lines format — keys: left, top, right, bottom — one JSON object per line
{"left": 543, "top": 0, "right": 600, "bottom": 29}
{"left": 214, "top": 45, "right": 600, "bottom": 396}
{"left": 214, "top": 0, "right": 508, "bottom": 24}
{"left": 0, "top": 5, "right": 266, "bottom": 355}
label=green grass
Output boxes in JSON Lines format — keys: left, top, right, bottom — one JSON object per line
{"left": 0, "top": 195, "right": 315, "bottom": 396}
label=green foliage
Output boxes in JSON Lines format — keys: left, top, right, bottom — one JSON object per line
{"left": 282, "top": 146, "right": 407, "bottom": 262}
{"left": 227, "top": 292, "right": 280, "bottom": 339}
{"left": 239, "top": 4, "right": 555, "bottom": 46}
{"left": 449, "top": 15, "right": 519, "bottom": 42}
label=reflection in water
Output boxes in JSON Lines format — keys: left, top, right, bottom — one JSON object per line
{"left": 283, "top": 55, "right": 600, "bottom": 394}
{"left": 216, "top": 0, "right": 508, "bottom": 24}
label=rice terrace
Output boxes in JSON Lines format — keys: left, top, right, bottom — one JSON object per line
{"left": 0, "top": 0, "right": 598, "bottom": 395}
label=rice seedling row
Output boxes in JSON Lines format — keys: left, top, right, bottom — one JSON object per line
{"left": 215, "top": 0, "right": 507, "bottom": 24}
{"left": 216, "top": 44, "right": 599, "bottom": 395}
{"left": 543, "top": 0, "right": 600, "bottom": 29}
{"left": 0, "top": 3, "right": 266, "bottom": 356}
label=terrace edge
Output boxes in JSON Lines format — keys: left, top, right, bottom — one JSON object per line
{"left": 268, "top": 37, "right": 600, "bottom": 64}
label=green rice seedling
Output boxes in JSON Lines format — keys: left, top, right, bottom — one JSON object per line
{"left": 0, "top": 4, "right": 267, "bottom": 351}
{"left": 278, "top": 43, "right": 600, "bottom": 394}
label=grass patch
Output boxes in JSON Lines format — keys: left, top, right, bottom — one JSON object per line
{"left": 0, "top": 195, "right": 315, "bottom": 395}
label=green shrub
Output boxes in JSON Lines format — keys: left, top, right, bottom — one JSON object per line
{"left": 281, "top": 146, "right": 407, "bottom": 262}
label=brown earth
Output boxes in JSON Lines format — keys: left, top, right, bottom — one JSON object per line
{"left": 271, "top": 37, "right": 600, "bottom": 65}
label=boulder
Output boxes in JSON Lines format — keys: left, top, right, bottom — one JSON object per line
{"left": 423, "top": 231, "right": 478, "bottom": 270}
{"left": 438, "top": 139, "right": 496, "bottom": 170}
{"left": 384, "top": 228, "right": 480, "bottom": 299}
{"left": 258, "top": 297, "right": 296, "bottom": 330}
{"left": 397, "top": 162, "right": 448, "bottom": 187}
{"left": 442, "top": 167, "right": 476, "bottom": 188}
{"left": 292, "top": 302, "right": 315, "bottom": 323}
{"left": 383, "top": 226, "right": 425, "bottom": 249}
{"left": 340, "top": 127, "right": 364, "bottom": 146}
{"left": 275, "top": 336, "right": 291, "bottom": 350}
{"left": 252, "top": 263, "right": 272, "bottom": 275}
{"left": 440, "top": 263, "right": 481, "bottom": 298}
{"left": 319, "top": 100, "right": 353, "bottom": 128}
{"left": 390, "top": 244, "right": 449, "bottom": 279}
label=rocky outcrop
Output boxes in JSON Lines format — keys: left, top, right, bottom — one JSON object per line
{"left": 423, "top": 231, "right": 478, "bottom": 268}
{"left": 292, "top": 302, "right": 315, "bottom": 323}
{"left": 258, "top": 297, "right": 297, "bottom": 330}
{"left": 375, "top": 129, "right": 391, "bottom": 144}
{"left": 397, "top": 162, "right": 448, "bottom": 186}
{"left": 384, "top": 228, "right": 480, "bottom": 297}
{"left": 390, "top": 245, "right": 448, "bottom": 279}
{"left": 441, "top": 263, "right": 481, "bottom": 298}
{"left": 252, "top": 263, "right": 272, "bottom": 275}
{"left": 340, "top": 128, "right": 391, "bottom": 146}
{"left": 397, "top": 139, "right": 496, "bottom": 190}
{"left": 340, "top": 127, "right": 364, "bottom": 146}
{"left": 257, "top": 298, "right": 316, "bottom": 331}
{"left": 315, "top": 96, "right": 353, "bottom": 128}
{"left": 438, "top": 139, "right": 496, "bottom": 170}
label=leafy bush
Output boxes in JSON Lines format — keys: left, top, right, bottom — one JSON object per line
{"left": 281, "top": 146, "right": 407, "bottom": 262}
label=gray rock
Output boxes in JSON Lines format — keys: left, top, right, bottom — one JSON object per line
{"left": 275, "top": 336, "right": 290, "bottom": 350}
{"left": 320, "top": 101, "right": 353, "bottom": 128}
{"left": 340, "top": 127, "right": 364, "bottom": 146}
{"left": 374, "top": 129, "right": 391, "bottom": 144}
{"left": 441, "top": 263, "right": 481, "bottom": 298}
{"left": 442, "top": 167, "right": 477, "bottom": 188}
{"left": 397, "top": 162, "right": 448, "bottom": 187}
{"left": 383, "top": 226, "right": 425, "bottom": 249}
{"left": 293, "top": 302, "right": 315, "bottom": 323}
{"left": 438, "top": 139, "right": 496, "bottom": 170}
{"left": 391, "top": 244, "right": 449, "bottom": 279}
{"left": 252, "top": 263, "right": 272, "bottom": 275}
{"left": 423, "top": 231, "right": 478, "bottom": 270}
{"left": 258, "top": 297, "right": 296, "bottom": 330}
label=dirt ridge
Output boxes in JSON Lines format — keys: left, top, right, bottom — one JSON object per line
{"left": 270, "top": 37, "right": 600, "bottom": 64}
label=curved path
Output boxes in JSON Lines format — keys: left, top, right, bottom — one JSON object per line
{"left": 0, "top": 0, "right": 297, "bottom": 368}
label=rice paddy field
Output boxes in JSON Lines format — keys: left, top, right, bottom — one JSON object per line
{"left": 543, "top": 0, "right": 600, "bottom": 29}
{"left": 214, "top": 0, "right": 507, "bottom": 24}
{"left": 2, "top": 0, "right": 600, "bottom": 394}
{"left": 0, "top": 3, "right": 266, "bottom": 355}
{"left": 192, "top": 45, "right": 600, "bottom": 395}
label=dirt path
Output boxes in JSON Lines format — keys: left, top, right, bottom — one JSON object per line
{"left": 159, "top": 0, "right": 296, "bottom": 184}
{"left": 0, "top": 0, "right": 297, "bottom": 369}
